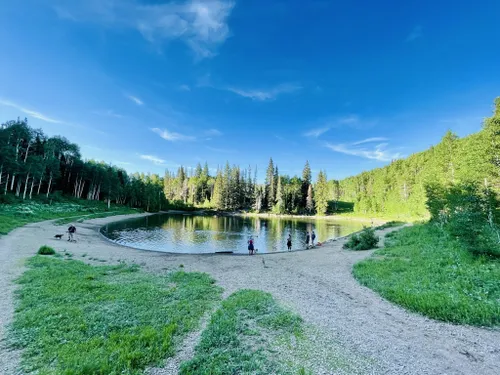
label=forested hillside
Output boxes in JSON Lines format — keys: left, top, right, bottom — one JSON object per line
{"left": 1, "top": 98, "right": 498, "bottom": 217}
{"left": 337, "top": 98, "right": 500, "bottom": 218}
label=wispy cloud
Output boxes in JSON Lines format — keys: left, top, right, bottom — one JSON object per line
{"left": 205, "top": 128, "right": 222, "bottom": 136}
{"left": 151, "top": 127, "right": 195, "bottom": 142}
{"left": 227, "top": 83, "right": 301, "bottom": 101}
{"left": 140, "top": 154, "right": 166, "bottom": 166}
{"left": 92, "top": 109, "right": 124, "bottom": 118}
{"left": 406, "top": 25, "right": 423, "bottom": 42}
{"left": 304, "top": 115, "right": 362, "bottom": 138}
{"left": 179, "top": 84, "right": 191, "bottom": 91}
{"left": 53, "top": 0, "right": 235, "bottom": 59}
{"left": 0, "top": 99, "right": 62, "bottom": 124}
{"left": 326, "top": 139, "right": 402, "bottom": 162}
{"left": 352, "top": 137, "right": 388, "bottom": 145}
{"left": 126, "top": 95, "right": 143, "bottom": 106}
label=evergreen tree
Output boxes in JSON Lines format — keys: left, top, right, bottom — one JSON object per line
{"left": 301, "top": 161, "right": 311, "bottom": 211}
{"left": 315, "top": 171, "right": 329, "bottom": 215}
{"left": 265, "top": 158, "right": 275, "bottom": 209}
{"left": 274, "top": 176, "right": 285, "bottom": 214}
{"left": 306, "top": 184, "right": 314, "bottom": 214}
{"left": 212, "top": 170, "right": 224, "bottom": 210}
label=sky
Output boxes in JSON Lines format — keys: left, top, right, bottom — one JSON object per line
{"left": 1, "top": 0, "right": 499, "bottom": 181}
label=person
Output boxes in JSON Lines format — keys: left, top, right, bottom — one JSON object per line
{"left": 68, "top": 224, "right": 76, "bottom": 242}
{"left": 287, "top": 234, "right": 292, "bottom": 251}
{"left": 248, "top": 237, "right": 255, "bottom": 255}
{"left": 305, "top": 232, "right": 310, "bottom": 248}
{"left": 311, "top": 231, "right": 316, "bottom": 246}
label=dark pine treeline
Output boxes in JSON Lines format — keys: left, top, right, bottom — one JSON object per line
{"left": 337, "top": 98, "right": 500, "bottom": 218}
{"left": 0, "top": 119, "right": 167, "bottom": 211}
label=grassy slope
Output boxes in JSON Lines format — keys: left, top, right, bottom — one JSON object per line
{"left": 8, "top": 256, "right": 222, "bottom": 375}
{"left": 0, "top": 199, "right": 139, "bottom": 235}
{"left": 353, "top": 224, "right": 500, "bottom": 326}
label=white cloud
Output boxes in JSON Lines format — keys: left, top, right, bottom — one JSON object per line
{"left": 406, "top": 25, "right": 423, "bottom": 42}
{"left": 126, "top": 95, "right": 143, "bottom": 106}
{"left": 151, "top": 127, "right": 195, "bottom": 141}
{"left": 179, "top": 84, "right": 191, "bottom": 91}
{"left": 304, "top": 114, "right": 361, "bottom": 138}
{"left": 228, "top": 83, "right": 301, "bottom": 101}
{"left": 140, "top": 154, "right": 166, "bottom": 165}
{"left": 352, "top": 137, "right": 388, "bottom": 145}
{"left": 305, "top": 127, "right": 330, "bottom": 138}
{"left": 53, "top": 0, "right": 235, "bottom": 59}
{"left": 0, "top": 99, "right": 62, "bottom": 124}
{"left": 205, "top": 128, "right": 222, "bottom": 136}
{"left": 326, "top": 139, "right": 402, "bottom": 162}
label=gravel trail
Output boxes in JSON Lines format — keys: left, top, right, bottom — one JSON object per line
{"left": 1, "top": 216, "right": 499, "bottom": 375}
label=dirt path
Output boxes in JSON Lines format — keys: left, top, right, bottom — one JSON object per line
{"left": 1, "top": 216, "right": 499, "bottom": 374}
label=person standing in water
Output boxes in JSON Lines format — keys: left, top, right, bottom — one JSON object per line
{"left": 311, "top": 230, "right": 316, "bottom": 246}
{"left": 248, "top": 237, "right": 255, "bottom": 255}
{"left": 305, "top": 232, "right": 310, "bottom": 248}
{"left": 287, "top": 234, "right": 292, "bottom": 251}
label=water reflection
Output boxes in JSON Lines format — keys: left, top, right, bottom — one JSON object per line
{"left": 101, "top": 214, "right": 366, "bottom": 254}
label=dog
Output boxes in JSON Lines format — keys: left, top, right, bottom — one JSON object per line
{"left": 54, "top": 234, "right": 64, "bottom": 239}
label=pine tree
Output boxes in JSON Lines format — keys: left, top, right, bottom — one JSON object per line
{"left": 306, "top": 184, "right": 314, "bottom": 214}
{"left": 275, "top": 175, "right": 285, "bottom": 213}
{"left": 212, "top": 170, "right": 224, "bottom": 210}
{"left": 315, "top": 171, "right": 328, "bottom": 215}
{"left": 265, "top": 158, "right": 275, "bottom": 210}
{"left": 301, "top": 160, "right": 311, "bottom": 211}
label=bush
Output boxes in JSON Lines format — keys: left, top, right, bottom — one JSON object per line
{"left": 38, "top": 245, "right": 56, "bottom": 255}
{"left": 344, "top": 228, "right": 379, "bottom": 250}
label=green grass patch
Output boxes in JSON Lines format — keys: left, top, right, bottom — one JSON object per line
{"left": 0, "top": 199, "right": 139, "bottom": 235}
{"left": 375, "top": 221, "right": 406, "bottom": 230}
{"left": 8, "top": 256, "right": 222, "bottom": 375}
{"left": 353, "top": 223, "right": 500, "bottom": 326}
{"left": 180, "top": 289, "right": 307, "bottom": 374}
{"left": 37, "top": 245, "right": 55, "bottom": 255}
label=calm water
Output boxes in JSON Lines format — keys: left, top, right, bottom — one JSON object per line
{"left": 101, "top": 214, "right": 366, "bottom": 254}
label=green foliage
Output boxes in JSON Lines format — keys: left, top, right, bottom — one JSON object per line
{"left": 426, "top": 181, "right": 500, "bottom": 257}
{"left": 344, "top": 228, "right": 379, "bottom": 250}
{"left": 8, "top": 256, "right": 222, "bottom": 375}
{"left": 354, "top": 224, "right": 500, "bottom": 326}
{"left": 180, "top": 289, "right": 304, "bottom": 375}
{"left": 37, "top": 245, "right": 55, "bottom": 255}
{"left": 375, "top": 221, "right": 406, "bottom": 230}
{"left": 337, "top": 98, "right": 500, "bottom": 218}
{"left": 314, "top": 170, "right": 329, "bottom": 215}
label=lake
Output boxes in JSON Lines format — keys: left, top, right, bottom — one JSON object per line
{"left": 100, "top": 214, "right": 367, "bottom": 254}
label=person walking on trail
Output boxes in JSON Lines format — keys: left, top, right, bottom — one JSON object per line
{"left": 248, "top": 237, "right": 255, "bottom": 255}
{"left": 287, "top": 234, "right": 292, "bottom": 251}
{"left": 68, "top": 224, "right": 76, "bottom": 242}
{"left": 305, "top": 232, "right": 310, "bottom": 248}
{"left": 311, "top": 231, "right": 316, "bottom": 246}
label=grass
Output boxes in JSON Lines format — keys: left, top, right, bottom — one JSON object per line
{"left": 37, "top": 245, "right": 55, "bottom": 255}
{"left": 343, "top": 227, "right": 379, "bottom": 250}
{"left": 0, "top": 198, "right": 139, "bottom": 235}
{"left": 8, "top": 256, "right": 222, "bottom": 375}
{"left": 375, "top": 221, "right": 406, "bottom": 230}
{"left": 353, "top": 223, "right": 500, "bottom": 326}
{"left": 179, "top": 289, "right": 307, "bottom": 375}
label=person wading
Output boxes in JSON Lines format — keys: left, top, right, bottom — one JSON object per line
{"left": 287, "top": 234, "right": 292, "bottom": 251}
{"left": 248, "top": 237, "right": 255, "bottom": 255}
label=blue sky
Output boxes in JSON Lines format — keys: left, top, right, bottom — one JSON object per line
{"left": 1, "top": 0, "right": 499, "bottom": 181}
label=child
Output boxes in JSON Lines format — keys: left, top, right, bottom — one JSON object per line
{"left": 311, "top": 231, "right": 316, "bottom": 246}
{"left": 305, "top": 232, "right": 310, "bottom": 248}
{"left": 287, "top": 234, "right": 292, "bottom": 251}
{"left": 248, "top": 238, "right": 255, "bottom": 255}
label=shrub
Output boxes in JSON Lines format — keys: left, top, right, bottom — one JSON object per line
{"left": 344, "top": 228, "right": 379, "bottom": 250}
{"left": 38, "top": 245, "right": 56, "bottom": 255}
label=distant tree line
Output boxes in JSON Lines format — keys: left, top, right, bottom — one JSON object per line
{"left": 2, "top": 97, "right": 498, "bottom": 218}
{"left": 0, "top": 119, "right": 168, "bottom": 211}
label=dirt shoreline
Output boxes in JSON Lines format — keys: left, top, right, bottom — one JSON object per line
{"left": 1, "top": 214, "right": 499, "bottom": 375}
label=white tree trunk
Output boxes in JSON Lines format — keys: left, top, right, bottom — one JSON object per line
{"left": 4, "top": 174, "right": 9, "bottom": 195}
{"left": 22, "top": 173, "right": 30, "bottom": 200}
{"left": 10, "top": 174, "right": 16, "bottom": 191}
{"left": 46, "top": 174, "right": 53, "bottom": 197}
{"left": 29, "top": 178, "right": 35, "bottom": 200}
